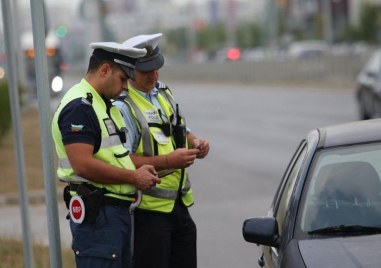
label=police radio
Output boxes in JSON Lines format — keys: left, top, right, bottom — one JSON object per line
{"left": 173, "top": 104, "right": 186, "bottom": 148}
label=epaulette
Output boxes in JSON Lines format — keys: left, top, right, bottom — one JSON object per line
{"left": 81, "top": 92, "right": 93, "bottom": 106}
{"left": 156, "top": 80, "right": 167, "bottom": 89}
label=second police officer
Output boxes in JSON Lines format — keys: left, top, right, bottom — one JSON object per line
{"left": 114, "top": 33, "right": 210, "bottom": 268}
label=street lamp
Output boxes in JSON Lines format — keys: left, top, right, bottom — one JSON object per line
{"left": 323, "top": 0, "right": 333, "bottom": 45}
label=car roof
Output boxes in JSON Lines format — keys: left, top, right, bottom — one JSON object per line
{"left": 311, "top": 119, "right": 381, "bottom": 148}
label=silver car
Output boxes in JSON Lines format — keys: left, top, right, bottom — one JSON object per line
{"left": 243, "top": 119, "right": 381, "bottom": 267}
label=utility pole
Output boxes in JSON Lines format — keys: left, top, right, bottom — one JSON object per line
{"left": 1, "top": 1, "right": 35, "bottom": 266}
{"left": 29, "top": 0, "right": 63, "bottom": 266}
{"left": 226, "top": 0, "right": 237, "bottom": 48}
{"left": 187, "top": 1, "right": 196, "bottom": 62}
{"left": 323, "top": 0, "right": 333, "bottom": 45}
{"left": 267, "top": 0, "right": 278, "bottom": 52}
{"left": 12, "top": 0, "right": 27, "bottom": 92}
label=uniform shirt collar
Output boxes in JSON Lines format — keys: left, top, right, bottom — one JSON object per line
{"left": 128, "top": 83, "right": 158, "bottom": 102}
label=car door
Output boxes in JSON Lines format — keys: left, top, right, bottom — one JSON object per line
{"left": 262, "top": 141, "right": 307, "bottom": 268}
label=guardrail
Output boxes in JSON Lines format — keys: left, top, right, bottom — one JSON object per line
{"left": 160, "top": 52, "right": 372, "bottom": 89}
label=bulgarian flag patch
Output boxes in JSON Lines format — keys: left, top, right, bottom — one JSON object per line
{"left": 71, "top": 124, "right": 84, "bottom": 132}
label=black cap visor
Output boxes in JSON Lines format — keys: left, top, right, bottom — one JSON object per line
{"left": 119, "top": 65, "right": 135, "bottom": 80}
{"left": 92, "top": 49, "right": 137, "bottom": 66}
{"left": 92, "top": 48, "right": 137, "bottom": 79}
{"left": 135, "top": 53, "right": 164, "bottom": 72}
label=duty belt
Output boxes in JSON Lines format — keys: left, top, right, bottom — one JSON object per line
{"left": 69, "top": 183, "right": 134, "bottom": 208}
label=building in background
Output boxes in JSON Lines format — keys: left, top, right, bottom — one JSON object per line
{"left": 2, "top": 0, "right": 378, "bottom": 66}
{"left": 6, "top": 0, "right": 266, "bottom": 65}
{"left": 278, "top": 0, "right": 381, "bottom": 44}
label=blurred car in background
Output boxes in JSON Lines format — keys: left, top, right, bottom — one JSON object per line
{"left": 22, "top": 31, "right": 64, "bottom": 96}
{"left": 241, "top": 48, "right": 266, "bottom": 62}
{"left": 287, "top": 40, "right": 329, "bottom": 59}
{"left": 356, "top": 49, "right": 381, "bottom": 120}
{"left": 242, "top": 119, "right": 381, "bottom": 267}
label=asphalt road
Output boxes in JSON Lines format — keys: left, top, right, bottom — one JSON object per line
{"left": 0, "top": 80, "right": 358, "bottom": 267}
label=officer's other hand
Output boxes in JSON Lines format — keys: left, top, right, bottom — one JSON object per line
{"left": 134, "top": 165, "right": 161, "bottom": 191}
{"left": 167, "top": 148, "right": 198, "bottom": 169}
{"left": 192, "top": 138, "right": 210, "bottom": 159}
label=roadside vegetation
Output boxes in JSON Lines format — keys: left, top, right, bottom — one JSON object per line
{"left": 0, "top": 85, "right": 70, "bottom": 266}
{"left": 0, "top": 237, "right": 74, "bottom": 267}
{"left": 0, "top": 81, "right": 11, "bottom": 145}
{"left": 0, "top": 104, "right": 47, "bottom": 194}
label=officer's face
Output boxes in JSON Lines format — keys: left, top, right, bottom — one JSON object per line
{"left": 130, "top": 69, "right": 159, "bottom": 92}
{"left": 104, "top": 65, "right": 128, "bottom": 99}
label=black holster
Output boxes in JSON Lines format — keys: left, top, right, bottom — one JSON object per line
{"left": 76, "top": 184, "right": 106, "bottom": 224}
{"left": 63, "top": 184, "right": 106, "bottom": 224}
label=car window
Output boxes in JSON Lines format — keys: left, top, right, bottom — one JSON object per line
{"left": 275, "top": 143, "right": 307, "bottom": 235}
{"left": 299, "top": 143, "right": 381, "bottom": 233}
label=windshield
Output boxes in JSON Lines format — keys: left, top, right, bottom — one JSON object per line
{"left": 299, "top": 143, "right": 381, "bottom": 235}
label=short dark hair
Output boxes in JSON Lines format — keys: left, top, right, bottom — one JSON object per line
{"left": 87, "top": 55, "right": 119, "bottom": 73}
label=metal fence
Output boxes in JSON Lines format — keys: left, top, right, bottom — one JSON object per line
{"left": 160, "top": 52, "right": 373, "bottom": 89}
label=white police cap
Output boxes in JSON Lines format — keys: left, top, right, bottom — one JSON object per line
{"left": 123, "top": 33, "right": 162, "bottom": 50}
{"left": 89, "top": 41, "right": 147, "bottom": 78}
{"left": 122, "top": 33, "right": 164, "bottom": 72}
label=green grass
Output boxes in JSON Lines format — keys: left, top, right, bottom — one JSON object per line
{"left": 0, "top": 96, "right": 73, "bottom": 267}
{"left": 0, "top": 106, "right": 52, "bottom": 194}
{"left": 0, "top": 237, "right": 75, "bottom": 268}
{"left": 0, "top": 90, "right": 118, "bottom": 268}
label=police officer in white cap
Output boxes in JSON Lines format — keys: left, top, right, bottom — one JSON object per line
{"left": 114, "top": 33, "right": 210, "bottom": 268}
{"left": 51, "top": 41, "right": 160, "bottom": 268}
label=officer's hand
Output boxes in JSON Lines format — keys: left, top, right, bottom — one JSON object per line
{"left": 166, "top": 148, "right": 198, "bottom": 169}
{"left": 134, "top": 165, "right": 161, "bottom": 191}
{"left": 192, "top": 138, "right": 210, "bottom": 159}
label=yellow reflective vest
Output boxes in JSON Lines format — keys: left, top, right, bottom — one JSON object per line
{"left": 51, "top": 79, "right": 136, "bottom": 200}
{"left": 123, "top": 84, "right": 194, "bottom": 212}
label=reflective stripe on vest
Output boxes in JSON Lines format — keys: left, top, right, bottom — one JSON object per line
{"left": 144, "top": 179, "right": 191, "bottom": 200}
{"left": 58, "top": 134, "right": 121, "bottom": 169}
{"left": 100, "top": 135, "right": 124, "bottom": 149}
{"left": 125, "top": 94, "right": 153, "bottom": 156}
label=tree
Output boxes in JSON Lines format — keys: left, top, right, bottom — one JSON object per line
{"left": 195, "top": 23, "right": 227, "bottom": 53}
{"left": 358, "top": 3, "right": 381, "bottom": 43}
{"left": 236, "top": 22, "right": 263, "bottom": 48}
{"left": 341, "top": 3, "right": 381, "bottom": 43}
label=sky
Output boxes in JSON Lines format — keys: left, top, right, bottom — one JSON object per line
{"left": 18, "top": 0, "right": 254, "bottom": 9}
{"left": 19, "top": 0, "right": 202, "bottom": 8}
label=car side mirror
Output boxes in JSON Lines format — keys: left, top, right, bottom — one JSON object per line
{"left": 242, "top": 217, "right": 280, "bottom": 248}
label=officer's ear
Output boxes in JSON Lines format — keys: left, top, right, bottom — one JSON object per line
{"left": 99, "top": 62, "right": 112, "bottom": 77}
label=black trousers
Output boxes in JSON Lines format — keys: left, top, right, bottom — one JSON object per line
{"left": 133, "top": 201, "right": 197, "bottom": 268}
